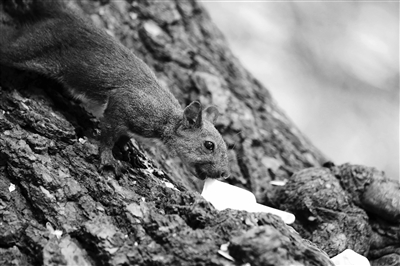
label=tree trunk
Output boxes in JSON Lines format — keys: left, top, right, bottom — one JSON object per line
{"left": 0, "top": 0, "right": 398, "bottom": 265}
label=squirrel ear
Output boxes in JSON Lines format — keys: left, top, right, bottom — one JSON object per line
{"left": 183, "top": 101, "right": 202, "bottom": 129}
{"left": 203, "top": 106, "right": 219, "bottom": 125}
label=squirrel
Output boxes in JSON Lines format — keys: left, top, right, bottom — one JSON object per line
{"left": 0, "top": 0, "right": 230, "bottom": 179}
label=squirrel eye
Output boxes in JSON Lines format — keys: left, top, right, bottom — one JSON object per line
{"left": 204, "top": 141, "right": 214, "bottom": 151}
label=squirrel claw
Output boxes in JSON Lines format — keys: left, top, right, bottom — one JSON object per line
{"left": 99, "top": 151, "right": 127, "bottom": 176}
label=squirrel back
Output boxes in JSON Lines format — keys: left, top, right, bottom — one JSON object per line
{"left": 0, "top": 0, "right": 230, "bottom": 179}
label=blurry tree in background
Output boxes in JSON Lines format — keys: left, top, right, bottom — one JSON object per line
{"left": 203, "top": 1, "right": 399, "bottom": 181}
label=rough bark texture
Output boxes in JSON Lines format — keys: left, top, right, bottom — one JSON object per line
{"left": 0, "top": 0, "right": 399, "bottom": 266}
{"left": 271, "top": 164, "right": 400, "bottom": 263}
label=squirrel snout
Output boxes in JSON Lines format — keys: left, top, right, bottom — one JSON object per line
{"left": 194, "top": 164, "right": 230, "bottom": 180}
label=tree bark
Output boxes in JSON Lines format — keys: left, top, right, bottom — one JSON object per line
{"left": 0, "top": 0, "right": 398, "bottom": 265}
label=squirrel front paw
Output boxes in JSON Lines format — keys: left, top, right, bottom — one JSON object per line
{"left": 99, "top": 149, "right": 126, "bottom": 176}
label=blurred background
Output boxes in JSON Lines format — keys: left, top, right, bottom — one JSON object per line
{"left": 202, "top": 1, "right": 399, "bottom": 181}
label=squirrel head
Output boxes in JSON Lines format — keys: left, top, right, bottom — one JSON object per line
{"left": 168, "top": 101, "right": 230, "bottom": 180}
